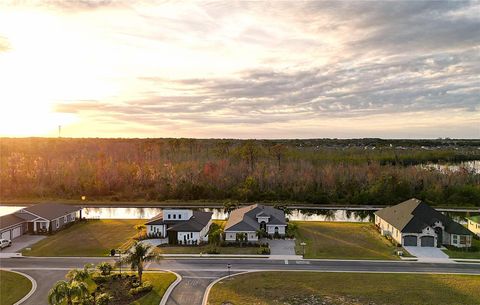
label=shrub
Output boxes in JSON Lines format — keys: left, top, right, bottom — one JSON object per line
{"left": 257, "top": 246, "right": 270, "bottom": 255}
{"left": 96, "top": 293, "right": 113, "bottom": 305}
{"left": 129, "top": 281, "right": 153, "bottom": 295}
{"left": 97, "top": 262, "right": 113, "bottom": 276}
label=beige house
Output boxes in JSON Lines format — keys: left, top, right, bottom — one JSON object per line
{"left": 467, "top": 216, "right": 480, "bottom": 237}
{"left": 375, "top": 198, "right": 473, "bottom": 248}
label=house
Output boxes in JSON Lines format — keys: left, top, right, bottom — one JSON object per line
{"left": 375, "top": 198, "right": 473, "bottom": 248}
{"left": 145, "top": 209, "right": 212, "bottom": 245}
{"left": 0, "top": 203, "right": 82, "bottom": 240}
{"left": 224, "top": 204, "right": 287, "bottom": 243}
{"left": 467, "top": 216, "right": 480, "bottom": 237}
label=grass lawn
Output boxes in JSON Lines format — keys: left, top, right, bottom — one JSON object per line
{"left": 294, "top": 221, "right": 402, "bottom": 260}
{"left": 0, "top": 270, "right": 32, "bottom": 305}
{"left": 443, "top": 238, "right": 480, "bottom": 259}
{"left": 129, "top": 272, "right": 177, "bottom": 305}
{"left": 155, "top": 245, "right": 262, "bottom": 255}
{"left": 208, "top": 272, "right": 480, "bottom": 305}
{"left": 23, "top": 219, "right": 144, "bottom": 256}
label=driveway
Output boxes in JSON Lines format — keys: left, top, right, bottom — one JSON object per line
{"left": 0, "top": 235, "right": 45, "bottom": 253}
{"left": 268, "top": 239, "right": 296, "bottom": 256}
{"left": 404, "top": 246, "right": 450, "bottom": 262}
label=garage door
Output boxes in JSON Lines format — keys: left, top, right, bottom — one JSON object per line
{"left": 403, "top": 235, "right": 417, "bottom": 246}
{"left": 421, "top": 236, "right": 435, "bottom": 247}
{"left": 12, "top": 227, "right": 22, "bottom": 239}
{"left": 1, "top": 231, "right": 11, "bottom": 240}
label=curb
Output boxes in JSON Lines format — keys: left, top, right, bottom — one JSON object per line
{"left": 201, "top": 271, "right": 251, "bottom": 305}
{"left": 1, "top": 269, "right": 38, "bottom": 305}
{"left": 159, "top": 270, "right": 182, "bottom": 305}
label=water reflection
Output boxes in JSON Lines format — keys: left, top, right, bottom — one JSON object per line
{"left": 0, "top": 205, "right": 475, "bottom": 224}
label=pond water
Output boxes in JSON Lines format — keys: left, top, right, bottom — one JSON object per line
{"left": 1, "top": 205, "right": 477, "bottom": 224}
{"left": 420, "top": 160, "right": 480, "bottom": 173}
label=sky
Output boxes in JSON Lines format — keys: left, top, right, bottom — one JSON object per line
{"left": 0, "top": 0, "right": 479, "bottom": 139}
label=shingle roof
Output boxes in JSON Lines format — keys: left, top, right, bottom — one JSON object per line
{"left": 168, "top": 211, "right": 213, "bottom": 232}
{"left": 23, "top": 203, "right": 81, "bottom": 221}
{"left": 375, "top": 198, "right": 472, "bottom": 235}
{"left": 225, "top": 204, "right": 286, "bottom": 232}
{"left": 0, "top": 214, "right": 25, "bottom": 230}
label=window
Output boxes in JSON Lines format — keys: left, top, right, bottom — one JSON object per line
{"left": 460, "top": 235, "right": 467, "bottom": 245}
{"left": 190, "top": 232, "right": 193, "bottom": 238}
{"left": 167, "top": 214, "right": 171, "bottom": 219}
{"left": 173, "top": 214, "right": 176, "bottom": 219}
{"left": 453, "top": 235, "right": 458, "bottom": 244}
{"left": 179, "top": 214, "right": 182, "bottom": 219}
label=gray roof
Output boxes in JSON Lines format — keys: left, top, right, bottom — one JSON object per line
{"left": 168, "top": 211, "right": 213, "bottom": 232}
{"left": 0, "top": 214, "right": 25, "bottom": 230}
{"left": 145, "top": 210, "right": 213, "bottom": 232}
{"left": 225, "top": 204, "right": 286, "bottom": 232}
{"left": 375, "top": 198, "right": 472, "bottom": 235}
{"left": 23, "top": 203, "right": 82, "bottom": 221}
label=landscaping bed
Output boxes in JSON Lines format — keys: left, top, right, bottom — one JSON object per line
{"left": 208, "top": 272, "right": 480, "bottom": 305}
{"left": 294, "top": 221, "right": 403, "bottom": 259}
{"left": 23, "top": 219, "right": 144, "bottom": 256}
{"left": 0, "top": 270, "right": 32, "bottom": 305}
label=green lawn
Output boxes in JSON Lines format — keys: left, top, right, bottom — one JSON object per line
{"left": 156, "top": 245, "right": 262, "bottom": 255}
{"left": 129, "top": 272, "right": 177, "bottom": 305}
{"left": 0, "top": 270, "right": 32, "bottom": 305}
{"left": 23, "top": 219, "right": 144, "bottom": 256}
{"left": 443, "top": 238, "right": 480, "bottom": 259}
{"left": 208, "top": 272, "right": 480, "bottom": 305}
{"left": 294, "top": 221, "right": 402, "bottom": 260}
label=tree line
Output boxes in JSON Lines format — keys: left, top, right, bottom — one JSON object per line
{"left": 1, "top": 137, "right": 479, "bottom": 206}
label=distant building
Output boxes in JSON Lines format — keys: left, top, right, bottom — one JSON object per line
{"left": 467, "top": 216, "right": 480, "bottom": 237}
{"left": 145, "top": 209, "right": 212, "bottom": 245}
{"left": 375, "top": 198, "right": 473, "bottom": 248}
{"left": 224, "top": 204, "right": 287, "bottom": 242}
{"left": 0, "top": 203, "right": 82, "bottom": 240}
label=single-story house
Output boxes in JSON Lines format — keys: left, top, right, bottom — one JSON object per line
{"left": 145, "top": 209, "right": 212, "bottom": 245}
{"left": 467, "top": 216, "right": 480, "bottom": 237}
{"left": 224, "top": 204, "right": 287, "bottom": 243}
{"left": 375, "top": 198, "right": 473, "bottom": 248}
{"left": 0, "top": 203, "right": 82, "bottom": 240}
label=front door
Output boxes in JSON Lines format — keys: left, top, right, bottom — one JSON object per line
{"left": 434, "top": 227, "right": 443, "bottom": 247}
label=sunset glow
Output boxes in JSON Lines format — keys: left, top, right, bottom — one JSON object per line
{"left": 0, "top": 1, "right": 479, "bottom": 138}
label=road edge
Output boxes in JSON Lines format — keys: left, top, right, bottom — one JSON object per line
{"left": 201, "top": 271, "right": 251, "bottom": 305}
{"left": 0, "top": 269, "right": 38, "bottom": 305}
{"left": 159, "top": 270, "right": 182, "bottom": 305}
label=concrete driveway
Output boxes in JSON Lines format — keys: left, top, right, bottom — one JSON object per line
{"left": 404, "top": 246, "right": 450, "bottom": 262}
{"left": 0, "top": 235, "right": 45, "bottom": 253}
{"left": 268, "top": 239, "right": 296, "bottom": 255}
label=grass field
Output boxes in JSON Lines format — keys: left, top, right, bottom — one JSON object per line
{"left": 443, "top": 238, "right": 480, "bottom": 259}
{"left": 294, "top": 222, "right": 401, "bottom": 259}
{"left": 0, "top": 270, "right": 32, "bottom": 305}
{"left": 155, "top": 245, "right": 262, "bottom": 255}
{"left": 208, "top": 272, "right": 480, "bottom": 305}
{"left": 23, "top": 219, "right": 144, "bottom": 256}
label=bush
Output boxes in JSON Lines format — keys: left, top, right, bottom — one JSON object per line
{"left": 129, "top": 281, "right": 153, "bottom": 295}
{"left": 97, "top": 262, "right": 113, "bottom": 276}
{"left": 96, "top": 293, "right": 113, "bottom": 305}
{"left": 92, "top": 273, "right": 110, "bottom": 284}
{"left": 257, "top": 246, "right": 270, "bottom": 255}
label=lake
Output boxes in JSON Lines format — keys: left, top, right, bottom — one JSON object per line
{"left": 1, "top": 205, "right": 477, "bottom": 224}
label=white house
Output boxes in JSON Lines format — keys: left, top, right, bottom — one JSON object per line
{"left": 375, "top": 198, "right": 473, "bottom": 248}
{"left": 145, "top": 209, "right": 212, "bottom": 245}
{"left": 0, "top": 203, "right": 81, "bottom": 240}
{"left": 224, "top": 204, "right": 287, "bottom": 242}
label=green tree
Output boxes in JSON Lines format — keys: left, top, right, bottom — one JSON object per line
{"left": 236, "top": 232, "right": 247, "bottom": 247}
{"left": 121, "top": 241, "right": 158, "bottom": 283}
{"left": 48, "top": 280, "right": 88, "bottom": 305}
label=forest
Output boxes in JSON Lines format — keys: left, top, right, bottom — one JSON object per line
{"left": 1, "top": 137, "right": 479, "bottom": 207}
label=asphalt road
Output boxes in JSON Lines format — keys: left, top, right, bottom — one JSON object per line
{"left": 2, "top": 257, "right": 480, "bottom": 305}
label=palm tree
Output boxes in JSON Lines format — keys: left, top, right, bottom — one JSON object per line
{"left": 121, "top": 241, "right": 158, "bottom": 283}
{"left": 66, "top": 263, "right": 93, "bottom": 282}
{"left": 48, "top": 280, "right": 88, "bottom": 305}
